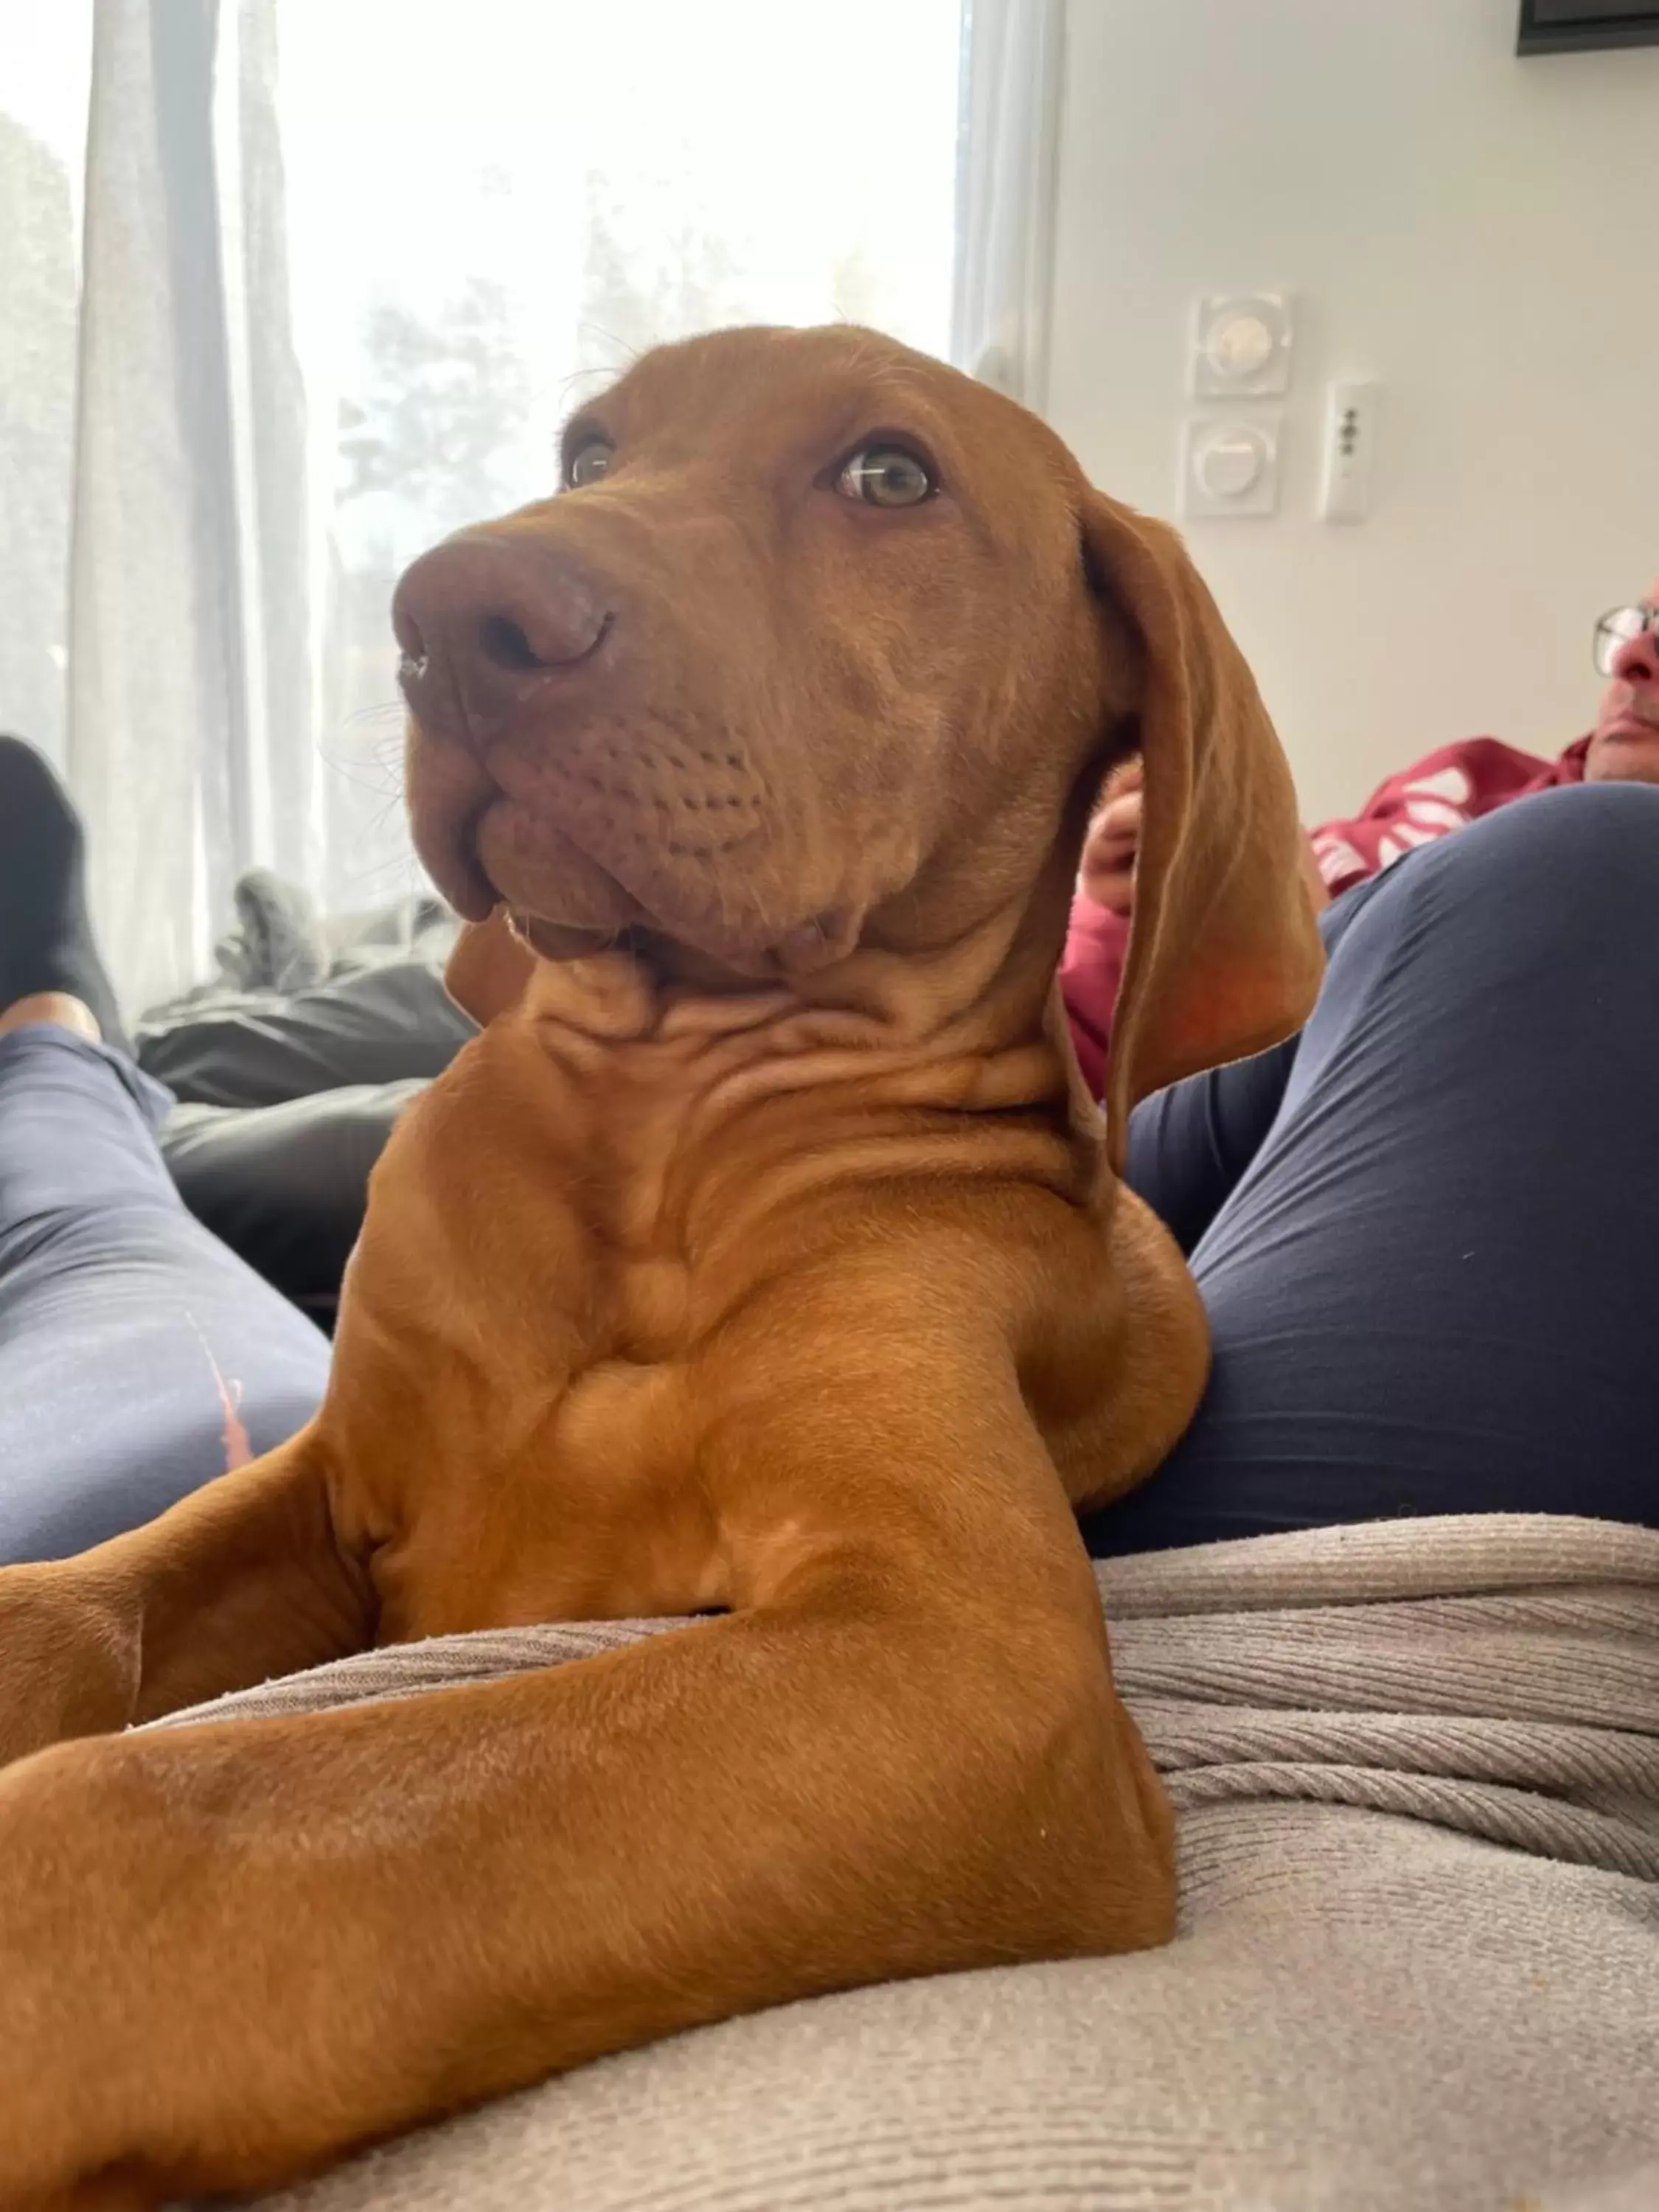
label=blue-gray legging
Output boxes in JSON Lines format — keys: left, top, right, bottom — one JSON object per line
{"left": 2, "top": 782, "right": 1655, "bottom": 1568}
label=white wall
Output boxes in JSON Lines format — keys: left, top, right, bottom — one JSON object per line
{"left": 1047, "top": 0, "right": 1659, "bottom": 819}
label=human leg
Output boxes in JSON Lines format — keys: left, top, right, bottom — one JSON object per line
{"left": 1085, "top": 784, "right": 1659, "bottom": 1553}
{"left": 0, "top": 742, "right": 330, "bottom": 1563}
{"left": 136, "top": 959, "right": 473, "bottom": 1106}
{"left": 0, "top": 1023, "right": 331, "bottom": 1562}
{"left": 160, "top": 1079, "right": 424, "bottom": 1320}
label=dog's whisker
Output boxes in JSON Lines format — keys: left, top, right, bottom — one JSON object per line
{"left": 339, "top": 699, "right": 408, "bottom": 731}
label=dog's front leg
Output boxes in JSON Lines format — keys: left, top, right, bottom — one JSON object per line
{"left": 0, "top": 1430, "right": 372, "bottom": 1767}
{"left": 0, "top": 1378, "right": 1170, "bottom": 2204}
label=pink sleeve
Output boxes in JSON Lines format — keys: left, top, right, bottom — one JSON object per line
{"left": 1058, "top": 899, "right": 1130, "bottom": 1100}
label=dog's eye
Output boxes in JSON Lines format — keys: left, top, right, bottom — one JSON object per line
{"left": 836, "top": 445, "right": 935, "bottom": 509}
{"left": 565, "top": 437, "right": 615, "bottom": 490}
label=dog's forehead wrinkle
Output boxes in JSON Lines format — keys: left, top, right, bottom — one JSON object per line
{"left": 601, "top": 329, "right": 990, "bottom": 478}
{"left": 587, "top": 327, "right": 1061, "bottom": 491}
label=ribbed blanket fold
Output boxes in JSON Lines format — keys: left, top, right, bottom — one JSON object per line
{"left": 152, "top": 1514, "right": 1659, "bottom": 2211}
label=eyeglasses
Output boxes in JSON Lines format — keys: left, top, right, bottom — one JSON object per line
{"left": 1593, "top": 604, "right": 1659, "bottom": 678}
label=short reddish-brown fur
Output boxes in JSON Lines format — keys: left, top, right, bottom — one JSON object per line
{"left": 0, "top": 327, "right": 1321, "bottom": 2207}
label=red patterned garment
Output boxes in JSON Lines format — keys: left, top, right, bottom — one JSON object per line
{"left": 1309, "top": 734, "right": 1590, "bottom": 897}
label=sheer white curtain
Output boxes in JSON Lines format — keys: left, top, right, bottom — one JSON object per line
{"left": 0, "top": 1, "right": 90, "bottom": 769}
{"left": 953, "top": 0, "right": 1066, "bottom": 410}
{"left": 0, "top": 0, "right": 1060, "bottom": 1016}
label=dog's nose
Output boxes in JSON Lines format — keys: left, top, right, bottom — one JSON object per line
{"left": 393, "top": 535, "right": 613, "bottom": 739}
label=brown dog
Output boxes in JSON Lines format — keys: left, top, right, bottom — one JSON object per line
{"left": 0, "top": 326, "right": 1320, "bottom": 2206}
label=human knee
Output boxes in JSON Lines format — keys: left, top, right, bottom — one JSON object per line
{"left": 1397, "top": 782, "right": 1659, "bottom": 934}
{"left": 1311, "top": 780, "right": 1659, "bottom": 1022}
{"left": 1452, "top": 781, "right": 1658, "bottom": 886}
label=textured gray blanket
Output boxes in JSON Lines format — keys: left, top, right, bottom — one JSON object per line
{"left": 154, "top": 1513, "right": 1659, "bottom": 2211}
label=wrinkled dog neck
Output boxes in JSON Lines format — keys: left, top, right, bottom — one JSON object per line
{"left": 515, "top": 864, "right": 1078, "bottom": 1071}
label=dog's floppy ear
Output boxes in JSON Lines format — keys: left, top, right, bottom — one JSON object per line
{"left": 444, "top": 908, "right": 537, "bottom": 1027}
{"left": 1081, "top": 492, "right": 1324, "bottom": 1168}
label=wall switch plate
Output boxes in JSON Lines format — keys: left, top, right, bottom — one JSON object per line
{"left": 1320, "top": 378, "right": 1378, "bottom": 522}
{"left": 1180, "top": 416, "right": 1280, "bottom": 518}
{"left": 1190, "top": 293, "right": 1293, "bottom": 398}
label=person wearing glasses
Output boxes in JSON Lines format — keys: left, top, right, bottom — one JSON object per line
{"left": 1308, "top": 581, "right": 1659, "bottom": 894}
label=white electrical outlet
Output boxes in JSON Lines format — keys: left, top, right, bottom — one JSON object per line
{"left": 1320, "top": 380, "right": 1378, "bottom": 523}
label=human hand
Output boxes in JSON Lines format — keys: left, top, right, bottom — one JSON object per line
{"left": 1078, "top": 759, "right": 1143, "bottom": 917}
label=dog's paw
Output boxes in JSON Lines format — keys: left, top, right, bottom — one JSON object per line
{"left": 0, "top": 1566, "right": 138, "bottom": 1767}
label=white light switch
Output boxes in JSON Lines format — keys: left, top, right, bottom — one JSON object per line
{"left": 1320, "top": 379, "right": 1379, "bottom": 522}
{"left": 1180, "top": 417, "right": 1279, "bottom": 519}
